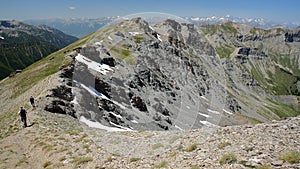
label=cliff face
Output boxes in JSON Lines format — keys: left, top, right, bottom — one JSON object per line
{"left": 42, "top": 18, "right": 300, "bottom": 131}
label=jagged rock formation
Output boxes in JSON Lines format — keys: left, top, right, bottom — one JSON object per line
{"left": 41, "top": 18, "right": 300, "bottom": 131}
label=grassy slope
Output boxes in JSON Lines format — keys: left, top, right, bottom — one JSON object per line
{"left": 0, "top": 33, "right": 92, "bottom": 140}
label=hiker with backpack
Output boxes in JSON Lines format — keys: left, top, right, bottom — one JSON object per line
{"left": 19, "top": 107, "right": 27, "bottom": 128}
{"left": 30, "top": 96, "right": 35, "bottom": 108}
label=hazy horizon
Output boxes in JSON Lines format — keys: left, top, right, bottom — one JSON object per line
{"left": 1, "top": 0, "right": 300, "bottom": 24}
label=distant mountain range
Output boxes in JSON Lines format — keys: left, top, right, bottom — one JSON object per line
{"left": 25, "top": 15, "right": 299, "bottom": 38}
{"left": 185, "top": 15, "right": 300, "bottom": 29}
{"left": 0, "top": 20, "right": 78, "bottom": 79}
{"left": 25, "top": 17, "right": 118, "bottom": 38}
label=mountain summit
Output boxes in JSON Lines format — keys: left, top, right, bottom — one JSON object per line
{"left": 38, "top": 17, "right": 300, "bottom": 131}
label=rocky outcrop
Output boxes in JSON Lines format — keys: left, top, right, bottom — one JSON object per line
{"left": 235, "top": 47, "right": 267, "bottom": 64}
{"left": 44, "top": 100, "right": 76, "bottom": 118}
{"left": 285, "top": 29, "right": 300, "bottom": 42}
{"left": 44, "top": 18, "right": 300, "bottom": 131}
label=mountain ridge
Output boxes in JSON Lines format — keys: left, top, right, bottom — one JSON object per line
{"left": 36, "top": 18, "right": 300, "bottom": 131}
{"left": 25, "top": 15, "right": 300, "bottom": 39}
{"left": 0, "top": 18, "right": 299, "bottom": 168}
{"left": 0, "top": 20, "right": 78, "bottom": 79}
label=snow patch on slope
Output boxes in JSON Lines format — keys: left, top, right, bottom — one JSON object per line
{"left": 76, "top": 54, "right": 112, "bottom": 75}
{"left": 80, "top": 116, "right": 132, "bottom": 131}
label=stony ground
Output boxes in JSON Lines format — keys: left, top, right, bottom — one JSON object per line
{"left": 0, "top": 99, "right": 299, "bottom": 169}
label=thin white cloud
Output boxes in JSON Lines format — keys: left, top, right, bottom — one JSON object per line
{"left": 69, "top": 6, "right": 76, "bottom": 10}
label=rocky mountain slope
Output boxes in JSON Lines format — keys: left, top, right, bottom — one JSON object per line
{"left": 0, "top": 20, "right": 78, "bottom": 79}
{"left": 0, "top": 17, "right": 300, "bottom": 168}
{"left": 39, "top": 18, "right": 300, "bottom": 132}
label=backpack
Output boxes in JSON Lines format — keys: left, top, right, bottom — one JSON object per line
{"left": 30, "top": 97, "right": 34, "bottom": 103}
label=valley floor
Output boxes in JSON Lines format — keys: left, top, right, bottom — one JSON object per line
{"left": 0, "top": 101, "right": 299, "bottom": 169}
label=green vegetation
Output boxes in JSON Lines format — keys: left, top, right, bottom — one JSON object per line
{"left": 134, "top": 35, "right": 144, "bottom": 43}
{"left": 0, "top": 25, "right": 77, "bottom": 80}
{"left": 202, "top": 24, "right": 218, "bottom": 35}
{"left": 111, "top": 46, "right": 131, "bottom": 59}
{"left": 257, "top": 164, "right": 273, "bottom": 169}
{"left": 250, "top": 27, "right": 271, "bottom": 35}
{"left": 279, "top": 151, "right": 300, "bottom": 164}
{"left": 72, "top": 157, "right": 93, "bottom": 165}
{"left": 110, "top": 45, "right": 137, "bottom": 64}
{"left": 129, "top": 157, "right": 141, "bottom": 163}
{"left": 74, "top": 133, "right": 87, "bottom": 143}
{"left": 190, "top": 166, "right": 200, "bottom": 169}
{"left": 218, "top": 141, "right": 231, "bottom": 149}
{"left": 106, "top": 156, "right": 113, "bottom": 162}
{"left": 215, "top": 45, "right": 235, "bottom": 58}
{"left": 270, "top": 67, "right": 299, "bottom": 95}
{"left": 170, "top": 151, "right": 177, "bottom": 158}
{"left": 266, "top": 102, "right": 299, "bottom": 118}
{"left": 178, "top": 145, "right": 184, "bottom": 151}
{"left": 152, "top": 143, "right": 164, "bottom": 150}
{"left": 112, "top": 153, "right": 121, "bottom": 157}
{"left": 186, "top": 143, "right": 197, "bottom": 152}
{"left": 221, "top": 22, "right": 238, "bottom": 34}
{"left": 219, "top": 153, "right": 237, "bottom": 165}
{"left": 202, "top": 22, "right": 238, "bottom": 35}
{"left": 124, "top": 56, "right": 137, "bottom": 65}
{"left": 15, "top": 157, "right": 29, "bottom": 167}
{"left": 258, "top": 43, "right": 264, "bottom": 51}
{"left": 42, "top": 161, "right": 52, "bottom": 168}
{"left": 59, "top": 156, "right": 66, "bottom": 162}
{"left": 155, "top": 161, "right": 168, "bottom": 168}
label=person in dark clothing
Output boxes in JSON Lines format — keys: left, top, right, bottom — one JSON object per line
{"left": 30, "top": 96, "right": 35, "bottom": 108}
{"left": 19, "top": 107, "right": 27, "bottom": 128}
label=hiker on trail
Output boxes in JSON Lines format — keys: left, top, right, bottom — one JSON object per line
{"left": 30, "top": 96, "right": 35, "bottom": 108}
{"left": 19, "top": 107, "right": 27, "bottom": 128}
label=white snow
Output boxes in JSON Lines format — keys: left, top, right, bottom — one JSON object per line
{"left": 80, "top": 116, "right": 131, "bottom": 131}
{"left": 222, "top": 109, "right": 233, "bottom": 115}
{"left": 186, "top": 106, "right": 190, "bottom": 109}
{"left": 0, "top": 36, "right": 4, "bottom": 40}
{"left": 79, "top": 82, "right": 109, "bottom": 100}
{"left": 175, "top": 125, "right": 184, "bottom": 131}
{"left": 79, "top": 82, "right": 127, "bottom": 110}
{"left": 71, "top": 96, "right": 79, "bottom": 105}
{"left": 191, "top": 17, "right": 200, "bottom": 21}
{"left": 200, "top": 96, "right": 208, "bottom": 101}
{"left": 149, "top": 26, "right": 154, "bottom": 31}
{"left": 131, "top": 120, "right": 138, "bottom": 123}
{"left": 94, "top": 41, "right": 103, "bottom": 46}
{"left": 198, "top": 112, "right": 210, "bottom": 118}
{"left": 129, "top": 32, "right": 141, "bottom": 36}
{"left": 207, "top": 109, "right": 220, "bottom": 114}
{"left": 76, "top": 54, "right": 113, "bottom": 75}
{"left": 109, "top": 122, "right": 132, "bottom": 131}
{"left": 157, "top": 34, "right": 162, "bottom": 41}
{"left": 200, "top": 121, "right": 217, "bottom": 127}
{"left": 108, "top": 36, "right": 112, "bottom": 40}
{"left": 109, "top": 112, "right": 123, "bottom": 119}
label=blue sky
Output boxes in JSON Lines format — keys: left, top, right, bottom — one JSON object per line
{"left": 1, "top": 0, "right": 300, "bottom": 23}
